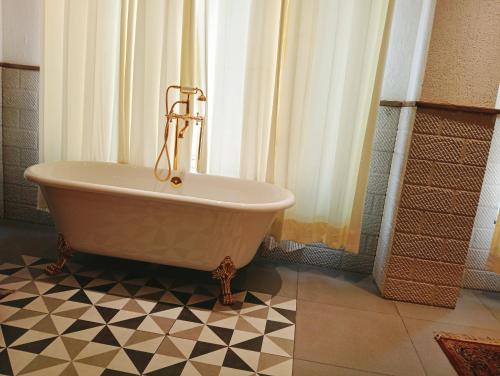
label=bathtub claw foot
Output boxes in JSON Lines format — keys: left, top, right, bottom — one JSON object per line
{"left": 212, "top": 256, "right": 236, "bottom": 306}
{"left": 46, "top": 234, "right": 74, "bottom": 276}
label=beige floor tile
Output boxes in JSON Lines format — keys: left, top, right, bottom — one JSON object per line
{"left": 295, "top": 300, "right": 424, "bottom": 376}
{"left": 403, "top": 317, "right": 500, "bottom": 376}
{"left": 396, "top": 290, "right": 500, "bottom": 330}
{"left": 473, "top": 290, "right": 500, "bottom": 321}
{"left": 235, "top": 261, "right": 298, "bottom": 299}
{"left": 298, "top": 266, "right": 397, "bottom": 314}
{"left": 293, "top": 360, "right": 385, "bottom": 375}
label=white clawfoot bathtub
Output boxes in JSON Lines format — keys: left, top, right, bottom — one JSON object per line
{"left": 25, "top": 161, "right": 294, "bottom": 303}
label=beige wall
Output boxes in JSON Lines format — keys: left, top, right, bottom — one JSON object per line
{"left": 421, "top": 0, "right": 500, "bottom": 107}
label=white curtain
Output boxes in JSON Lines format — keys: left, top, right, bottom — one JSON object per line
{"left": 41, "top": 0, "right": 183, "bottom": 167}
{"left": 41, "top": 0, "right": 391, "bottom": 253}
{"left": 203, "top": 0, "right": 391, "bottom": 251}
{"left": 203, "top": 0, "right": 281, "bottom": 179}
{"left": 121, "top": 0, "right": 183, "bottom": 167}
{"left": 41, "top": 0, "right": 121, "bottom": 162}
{"left": 271, "top": 0, "right": 391, "bottom": 250}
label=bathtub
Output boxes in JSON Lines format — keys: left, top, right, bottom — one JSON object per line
{"left": 25, "top": 161, "right": 294, "bottom": 304}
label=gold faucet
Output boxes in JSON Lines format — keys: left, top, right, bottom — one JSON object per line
{"left": 154, "top": 85, "right": 206, "bottom": 186}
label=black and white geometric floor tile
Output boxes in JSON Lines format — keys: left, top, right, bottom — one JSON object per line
{"left": 0, "top": 255, "right": 296, "bottom": 375}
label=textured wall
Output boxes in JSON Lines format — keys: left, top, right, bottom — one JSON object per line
{"left": 1, "top": 67, "right": 51, "bottom": 225}
{"left": 380, "top": 107, "right": 495, "bottom": 307}
{"left": 261, "top": 105, "right": 401, "bottom": 273}
{"left": 421, "top": 0, "right": 500, "bottom": 107}
{"left": 464, "top": 118, "right": 500, "bottom": 291}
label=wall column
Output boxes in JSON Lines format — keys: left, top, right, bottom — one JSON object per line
{"left": 374, "top": 0, "right": 500, "bottom": 307}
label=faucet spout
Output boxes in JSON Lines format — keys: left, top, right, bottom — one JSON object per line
{"left": 153, "top": 85, "right": 207, "bottom": 185}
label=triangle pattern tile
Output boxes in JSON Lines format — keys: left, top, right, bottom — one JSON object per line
{"left": 0, "top": 255, "right": 296, "bottom": 376}
{"left": 11, "top": 336, "right": 56, "bottom": 354}
{"left": 5, "top": 348, "right": 37, "bottom": 375}
{"left": 18, "top": 354, "right": 68, "bottom": 375}
{"left": 93, "top": 326, "right": 122, "bottom": 347}
{"left": 223, "top": 348, "right": 254, "bottom": 372}
{"left": 190, "top": 341, "right": 226, "bottom": 360}
{"left": 60, "top": 336, "right": 88, "bottom": 359}
{"left": 146, "top": 360, "right": 187, "bottom": 376}
{"left": 105, "top": 348, "right": 140, "bottom": 375}
{"left": 190, "top": 347, "right": 228, "bottom": 367}
{"left": 8, "top": 329, "right": 56, "bottom": 348}
{"left": 190, "top": 360, "right": 222, "bottom": 376}
{"left": 258, "top": 353, "right": 292, "bottom": 374}
{"left": 124, "top": 348, "right": 154, "bottom": 374}
{"left": 1, "top": 324, "right": 28, "bottom": 346}
{"left": 40, "top": 336, "right": 72, "bottom": 361}
{"left": 107, "top": 325, "right": 135, "bottom": 347}
{"left": 134, "top": 299, "right": 156, "bottom": 314}
{"left": 3, "top": 308, "right": 46, "bottom": 329}
{"left": 156, "top": 336, "right": 190, "bottom": 359}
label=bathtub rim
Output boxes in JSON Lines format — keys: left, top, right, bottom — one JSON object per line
{"left": 25, "top": 161, "right": 295, "bottom": 213}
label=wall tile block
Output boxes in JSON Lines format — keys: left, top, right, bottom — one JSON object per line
{"left": 419, "top": 211, "right": 475, "bottom": 240}
{"left": 2, "top": 88, "right": 38, "bottom": 110}
{"left": 430, "top": 162, "right": 485, "bottom": 191}
{"left": 400, "top": 185, "right": 454, "bottom": 213}
{"left": 461, "top": 140, "right": 491, "bottom": 166}
{"left": 404, "top": 159, "right": 433, "bottom": 185}
{"left": 452, "top": 191, "right": 481, "bottom": 216}
{"left": 440, "top": 112, "right": 494, "bottom": 140}
{"left": 392, "top": 233, "right": 445, "bottom": 260}
{"left": 409, "top": 134, "right": 465, "bottom": 163}
{"left": 384, "top": 277, "right": 459, "bottom": 308}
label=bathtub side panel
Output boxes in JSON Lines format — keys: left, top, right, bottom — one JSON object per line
{"left": 42, "top": 187, "right": 275, "bottom": 270}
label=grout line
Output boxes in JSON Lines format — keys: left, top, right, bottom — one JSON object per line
{"left": 292, "top": 356, "right": 396, "bottom": 376}
{"left": 295, "top": 295, "right": 400, "bottom": 318}
{"left": 398, "top": 314, "right": 500, "bottom": 333}
{"left": 469, "top": 289, "right": 500, "bottom": 326}
{"left": 398, "top": 307, "right": 429, "bottom": 376}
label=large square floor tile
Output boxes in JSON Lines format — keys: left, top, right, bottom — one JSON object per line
{"left": 298, "top": 266, "right": 397, "bottom": 314}
{"left": 473, "top": 290, "right": 500, "bottom": 322}
{"left": 396, "top": 290, "right": 500, "bottom": 330}
{"left": 293, "top": 359, "right": 383, "bottom": 375}
{"left": 295, "top": 300, "right": 425, "bottom": 376}
{"left": 403, "top": 317, "right": 500, "bottom": 376}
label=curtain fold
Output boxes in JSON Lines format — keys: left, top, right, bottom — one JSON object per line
{"left": 268, "top": 0, "right": 391, "bottom": 252}
{"left": 124, "top": 0, "right": 183, "bottom": 167}
{"left": 42, "top": 0, "right": 183, "bottom": 169}
{"left": 203, "top": 0, "right": 253, "bottom": 177}
{"left": 202, "top": 0, "right": 391, "bottom": 252}
{"left": 41, "top": 0, "right": 121, "bottom": 163}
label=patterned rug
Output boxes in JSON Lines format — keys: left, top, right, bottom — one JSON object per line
{"left": 435, "top": 332, "right": 500, "bottom": 376}
{"left": 0, "top": 255, "right": 296, "bottom": 375}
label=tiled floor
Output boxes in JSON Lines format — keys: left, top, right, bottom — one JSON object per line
{"left": 1, "top": 220, "right": 500, "bottom": 375}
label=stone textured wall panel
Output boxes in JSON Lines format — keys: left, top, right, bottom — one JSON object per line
{"left": 1, "top": 67, "right": 52, "bottom": 225}
{"left": 380, "top": 107, "right": 496, "bottom": 306}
